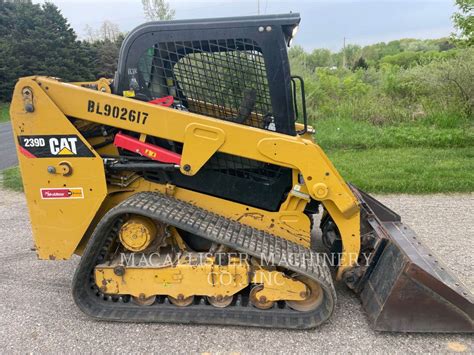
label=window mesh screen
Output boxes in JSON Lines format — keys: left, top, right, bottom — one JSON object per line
{"left": 138, "top": 38, "right": 286, "bottom": 184}
{"left": 138, "top": 38, "right": 274, "bottom": 130}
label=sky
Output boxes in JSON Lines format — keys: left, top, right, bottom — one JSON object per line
{"left": 38, "top": 0, "right": 457, "bottom": 50}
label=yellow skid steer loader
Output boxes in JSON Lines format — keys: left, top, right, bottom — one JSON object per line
{"left": 10, "top": 14, "right": 473, "bottom": 331}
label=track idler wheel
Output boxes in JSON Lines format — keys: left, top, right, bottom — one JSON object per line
{"left": 207, "top": 295, "right": 233, "bottom": 308}
{"left": 132, "top": 294, "right": 156, "bottom": 306}
{"left": 169, "top": 294, "right": 194, "bottom": 307}
{"left": 249, "top": 285, "right": 275, "bottom": 310}
{"left": 286, "top": 276, "right": 324, "bottom": 312}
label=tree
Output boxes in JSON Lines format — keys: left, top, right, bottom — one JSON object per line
{"left": 84, "top": 21, "right": 121, "bottom": 42}
{"left": 352, "top": 57, "right": 368, "bottom": 71}
{"left": 99, "top": 21, "right": 121, "bottom": 42}
{"left": 342, "top": 44, "right": 362, "bottom": 68}
{"left": 287, "top": 45, "right": 310, "bottom": 75}
{"left": 84, "top": 24, "right": 97, "bottom": 42}
{"left": 307, "top": 48, "right": 332, "bottom": 69}
{"left": 142, "top": 0, "right": 175, "bottom": 21}
{"left": 0, "top": 1, "right": 96, "bottom": 101}
{"left": 92, "top": 34, "right": 125, "bottom": 78}
{"left": 82, "top": 20, "right": 124, "bottom": 78}
{"left": 452, "top": 0, "right": 474, "bottom": 46}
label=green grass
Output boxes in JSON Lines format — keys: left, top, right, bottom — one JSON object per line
{"left": 314, "top": 117, "right": 474, "bottom": 150}
{"left": 316, "top": 116, "right": 474, "bottom": 193}
{"left": 1, "top": 166, "right": 23, "bottom": 192}
{"left": 0, "top": 102, "right": 9, "bottom": 123}
{"left": 328, "top": 147, "right": 474, "bottom": 193}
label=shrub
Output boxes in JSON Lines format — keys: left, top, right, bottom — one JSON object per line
{"left": 297, "top": 47, "right": 473, "bottom": 126}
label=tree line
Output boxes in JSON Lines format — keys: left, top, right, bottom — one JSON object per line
{"left": 287, "top": 0, "right": 473, "bottom": 125}
{"left": 0, "top": 0, "right": 471, "bottom": 113}
{"left": 288, "top": 0, "right": 472, "bottom": 73}
{"left": 289, "top": 38, "right": 460, "bottom": 72}
{"left": 0, "top": 0, "right": 174, "bottom": 101}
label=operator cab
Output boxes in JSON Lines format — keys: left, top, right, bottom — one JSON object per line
{"left": 113, "top": 14, "right": 305, "bottom": 211}
{"left": 114, "top": 13, "right": 304, "bottom": 136}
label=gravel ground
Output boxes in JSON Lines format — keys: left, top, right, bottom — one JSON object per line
{"left": 0, "top": 189, "right": 472, "bottom": 353}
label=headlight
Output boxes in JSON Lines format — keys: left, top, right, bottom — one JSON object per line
{"left": 292, "top": 25, "right": 299, "bottom": 38}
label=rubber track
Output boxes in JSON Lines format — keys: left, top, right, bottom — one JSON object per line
{"left": 72, "top": 192, "right": 336, "bottom": 329}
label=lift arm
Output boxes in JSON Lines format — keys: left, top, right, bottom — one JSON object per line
{"left": 12, "top": 76, "right": 360, "bottom": 275}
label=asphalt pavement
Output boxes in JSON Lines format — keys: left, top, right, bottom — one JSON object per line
{"left": 0, "top": 122, "right": 17, "bottom": 170}
{"left": 0, "top": 190, "right": 472, "bottom": 353}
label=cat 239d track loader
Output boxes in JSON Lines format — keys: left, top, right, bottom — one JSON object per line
{"left": 10, "top": 14, "right": 473, "bottom": 332}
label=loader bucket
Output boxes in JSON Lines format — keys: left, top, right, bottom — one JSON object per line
{"left": 349, "top": 186, "right": 473, "bottom": 333}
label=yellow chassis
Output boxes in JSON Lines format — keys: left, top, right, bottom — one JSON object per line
{"left": 95, "top": 255, "right": 307, "bottom": 301}
{"left": 10, "top": 76, "right": 360, "bottom": 278}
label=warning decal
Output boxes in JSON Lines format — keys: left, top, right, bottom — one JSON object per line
{"left": 40, "top": 188, "right": 84, "bottom": 200}
{"left": 18, "top": 135, "right": 94, "bottom": 158}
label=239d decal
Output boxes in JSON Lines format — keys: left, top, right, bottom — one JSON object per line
{"left": 18, "top": 135, "right": 95, "bottom": 158}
